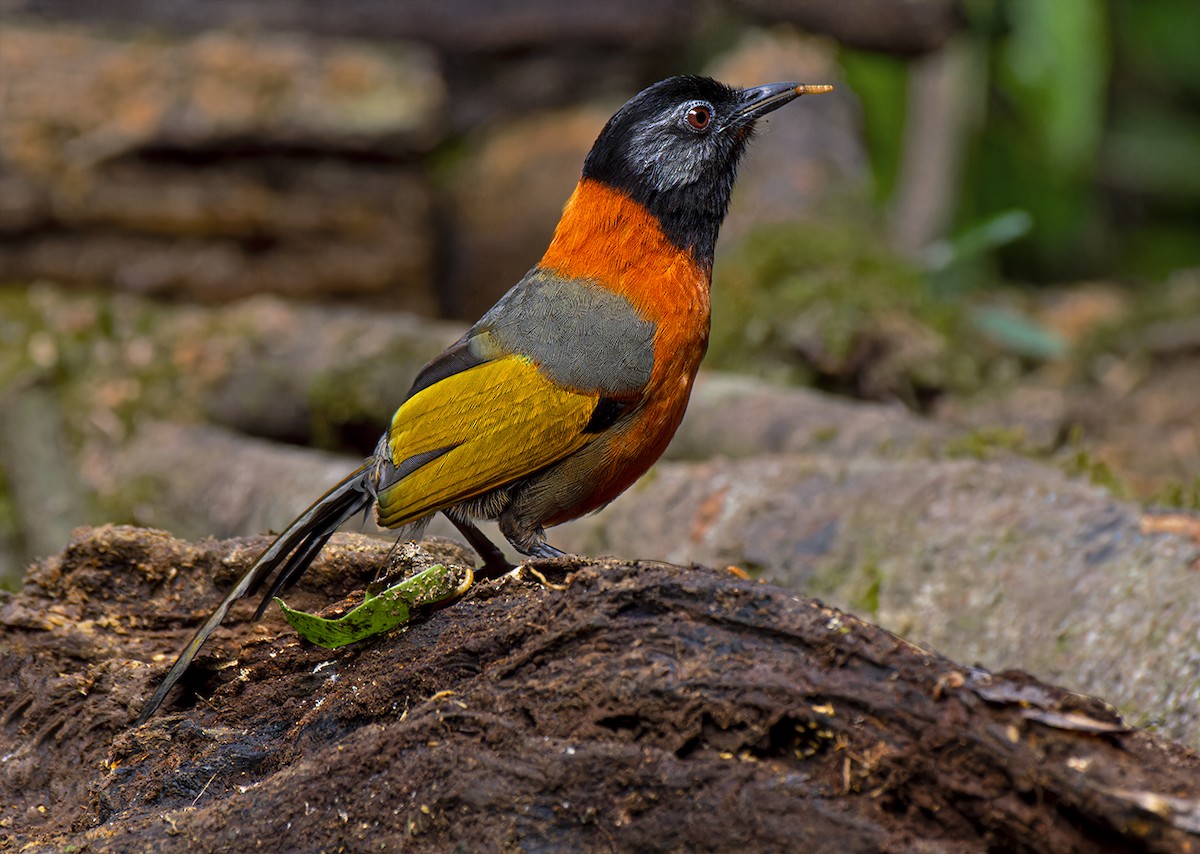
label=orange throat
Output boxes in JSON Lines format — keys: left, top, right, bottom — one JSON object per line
{"left": 538, "top": 178, "right": 712, "bottom": 333}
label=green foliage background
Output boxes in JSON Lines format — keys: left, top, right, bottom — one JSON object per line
{"left": 844, "top": 0, "right": 1200, "bottom": 283}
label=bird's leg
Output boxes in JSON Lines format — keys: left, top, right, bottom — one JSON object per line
{"left": 444, "top": 513, "right": 515, "bottom": 580}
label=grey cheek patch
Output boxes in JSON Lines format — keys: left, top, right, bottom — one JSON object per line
{"left": 626, "top": 113, "right": 715, "bottom": 196}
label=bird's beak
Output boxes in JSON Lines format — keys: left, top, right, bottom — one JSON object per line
{"left": 729, "top": 81, "right": 834, "bottom": 128}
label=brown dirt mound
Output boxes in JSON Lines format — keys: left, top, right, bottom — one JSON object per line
{"left": 2, "top": 525, "right": 1199, "bottom": 851}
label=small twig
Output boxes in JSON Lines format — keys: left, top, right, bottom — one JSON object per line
{"left": 191, "top": 772, "right": 218, "bottom": 808}
{"left": 521, "top": 564, "right": 568, "bottom": 591}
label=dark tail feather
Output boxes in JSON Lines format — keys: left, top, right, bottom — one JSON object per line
{"left": 136, "top": 466, "right": 373, "bottom": 724}
{"left": 251, "top": 526, "right": 339, "bottom": 618}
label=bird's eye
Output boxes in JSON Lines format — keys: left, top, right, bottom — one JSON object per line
{"left": 684, "top": 103, "right": 712, "bottom": 132}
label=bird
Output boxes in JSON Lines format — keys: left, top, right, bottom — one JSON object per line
{"left": 137, "top": 75, "right": 833, "bottom": 723}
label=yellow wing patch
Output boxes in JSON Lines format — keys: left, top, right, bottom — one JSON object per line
{"left": 376, "top": 355, "right": 599, "bottom": 528}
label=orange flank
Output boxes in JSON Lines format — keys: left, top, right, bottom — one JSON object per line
{"left": 540, "top": 363, "right": 699, "bottom": 525}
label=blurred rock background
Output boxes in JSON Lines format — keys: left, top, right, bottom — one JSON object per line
{"left": 4, "top": 1, "right": 1200, "bottom": 740}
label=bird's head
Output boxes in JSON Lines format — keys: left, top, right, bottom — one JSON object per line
{"left": 581, "top": 76, "right": 831, "bottom": 266}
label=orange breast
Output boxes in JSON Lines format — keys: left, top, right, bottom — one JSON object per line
{"left": 539, "top": 178, "right": 711, "bottom": 388}
{"left": 539, "top": 179, "right": 711, "bottom": 522}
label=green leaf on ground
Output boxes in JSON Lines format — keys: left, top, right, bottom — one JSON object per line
{"left": 276, "top": 563, "right": 471, "bottom": 649}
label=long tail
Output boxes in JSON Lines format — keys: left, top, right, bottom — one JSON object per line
{"left": 136, "top": 465, "right": 374, "bottom": 723}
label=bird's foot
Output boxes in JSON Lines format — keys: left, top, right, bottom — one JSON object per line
{"left": 526, "top": 541, "right": 567, "bottom": 559}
